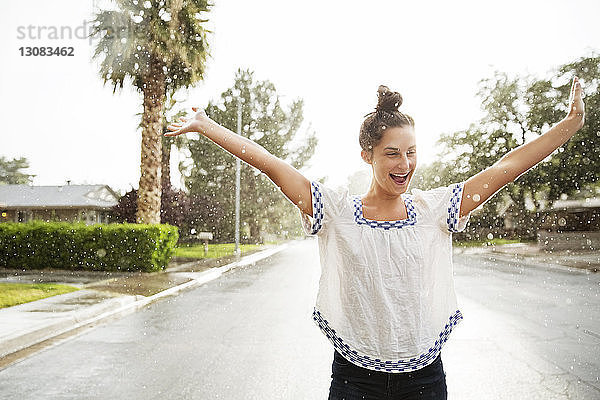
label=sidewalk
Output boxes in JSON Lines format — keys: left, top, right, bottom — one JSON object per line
{"left": 454, "top": 242, "right": 599, "bottom": 273}
{"left": 0, "top": 243, "right": 288, "bottom": 366}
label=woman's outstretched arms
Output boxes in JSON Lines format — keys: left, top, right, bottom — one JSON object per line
{"left": 164, "top": 107, "right": 313, "bottom": 217}
{"left": 459, "top": 76, "right": 586, "bottom": 218}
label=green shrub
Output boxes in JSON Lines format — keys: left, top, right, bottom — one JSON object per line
{"left": 0, "top": 222, "right": 178, "bottom": 272}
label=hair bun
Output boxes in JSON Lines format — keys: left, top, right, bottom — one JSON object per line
{"left": 376, "top": 85, "right": 403, "bottom": 113}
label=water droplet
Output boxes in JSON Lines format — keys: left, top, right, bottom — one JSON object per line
{"left": 434, "top": 176, "right": 440, "bottom": 182}
{"left": 483, "top": 183, "right": 489, "bottom": 189}
{"left": 558, "top": 217, "right": 567, "bottom": 226}
{"left": 473, "top": 194, "right": 481, "bottom": 202}
{"left": 487, "top": 233, "right": 494, "bottom": 240}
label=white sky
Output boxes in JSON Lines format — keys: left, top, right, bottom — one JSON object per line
{"left": 1, "top": 0, "right": 598, "bottom": 194}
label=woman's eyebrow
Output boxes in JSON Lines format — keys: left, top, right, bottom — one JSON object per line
{"left": 384, "top": 145, "right": 417, "bottom": 151}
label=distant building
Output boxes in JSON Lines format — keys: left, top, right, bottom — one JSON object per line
{"left": 0, "top": 184, "right": 119, "bottom": 224}
{"left": 535, "top": 196, "right": 600, "bottom": 251}
{"left": 538, "top": 196, "right": 600, "bottom": 232}
{"left": 498, "top": 191, "right": 600, "bottom": 231}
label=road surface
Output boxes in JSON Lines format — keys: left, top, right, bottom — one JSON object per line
{"left": 0, "top": 239, "right": 598, "bottom": 399}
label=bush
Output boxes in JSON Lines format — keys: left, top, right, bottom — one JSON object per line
{"left": 0, "top": 222, "right": 178, "bottom": 272}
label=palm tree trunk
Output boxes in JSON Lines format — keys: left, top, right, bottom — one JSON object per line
{"left": 161, "top": 135, "right": 172, "bottom": 191}
{"left": 137, "top": 57, "right": 166, "bottom": 224}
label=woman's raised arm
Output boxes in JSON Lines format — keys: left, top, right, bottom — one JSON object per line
{"left": 164, "top": 107, "right": 313, "bottom": 217}
{"left": 459, "top": 76, "right": 586, "bottom": 218}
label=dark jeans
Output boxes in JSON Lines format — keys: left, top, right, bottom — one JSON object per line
{"left": 328, "top": 350, "right": 447, "bottom": 400}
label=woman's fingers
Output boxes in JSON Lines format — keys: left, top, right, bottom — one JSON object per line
{"left": 164, "top": 106, "right": 204, "bottom": 136}
{"left": 568, "top": 77, "right": 576, "bottom": 105}
{"left": 572, "top": 77, "right": 583, "bottom": 103}
{"left": 574, "top": 78, "right": 583, "bottom": 98}
{"left": 165, "top": 125, "right": 185, "bottom": 136}
{"left": 566, "top": 76, "right": 585, "bottom": 123}
{"left": 165, "top": 127, "right": 179, "bottom": 136}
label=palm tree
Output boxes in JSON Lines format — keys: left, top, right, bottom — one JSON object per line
{"left": 91, "top": 0, "right": 212, "bottom": 224}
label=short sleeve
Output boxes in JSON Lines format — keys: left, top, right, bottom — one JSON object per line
{"left": 412, "top": 182, "right": 471, "bottom": 233}
{"left": 300, "top": 181, "right": 347, "bottom": 235}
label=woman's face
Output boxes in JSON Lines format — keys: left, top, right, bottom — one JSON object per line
{"left": 362, "top": 125, "right": 417, "bottom": 195}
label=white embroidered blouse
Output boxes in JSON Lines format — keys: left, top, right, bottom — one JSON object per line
{"left": 300, "top": 181, "right": 471, "bottom": 373}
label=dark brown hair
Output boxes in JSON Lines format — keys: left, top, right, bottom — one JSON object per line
{"left": 359, "top": 85, "right": 414, "bottom": 152}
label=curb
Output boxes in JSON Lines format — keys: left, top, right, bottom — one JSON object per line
{"left": 454, "top": 248, "right": 592, "bottom": 274}
{"left": 0, "top": 243, "right": 288, "bottom": 364}
{"left": 0, "top": 292, "right": 139, "bottom": 359}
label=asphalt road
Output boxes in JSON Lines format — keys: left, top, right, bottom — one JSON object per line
{"left": 0, "top": 239, "right": 598, "bottom": 399}
{"left": 449, "top": 251, "right": 600, "bottom": 399}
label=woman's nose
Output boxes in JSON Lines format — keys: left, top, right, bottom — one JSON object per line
{"left": 396, "top": 156, "right": 410, "bottom": 170}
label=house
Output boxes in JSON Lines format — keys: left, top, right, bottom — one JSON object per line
{"left": 538, "top": 196, "right": 600, "bottom": 231}
{"left": 536, "top": 196, "right": 600, "bottom": 251}
{"left": 496, "top": 189, "right": 600, "bottom": 250}
{"left": 0, "top": 184, "right": 120, "bottom": 225}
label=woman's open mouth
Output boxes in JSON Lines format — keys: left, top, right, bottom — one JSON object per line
{"left": 390, "top": 172, "right": 410, "bottom": 185}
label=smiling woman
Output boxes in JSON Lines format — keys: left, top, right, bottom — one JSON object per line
{"left": 164, "top": 78, "right": 585, "bottom": 399}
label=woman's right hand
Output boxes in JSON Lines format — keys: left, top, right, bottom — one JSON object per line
{"left": 164, "top": 107, "right": 211, "bottom": 137}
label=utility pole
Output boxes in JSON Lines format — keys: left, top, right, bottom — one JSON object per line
{"left": 234, "top": 99, "right": 242, "bottom": 256}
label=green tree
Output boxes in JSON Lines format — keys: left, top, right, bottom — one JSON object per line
{"left": 91, "top": 0, "right": 212, "bottom": 224}
{"left": 527, "top": 56, "right": 599, "bottom": 201}
{"left": 0, "top": 156, "right": 35, "bottom": 185}
{"left": 421, "top": 54, "right": 599, "bottom": 237}
{"left": 182, "top": 69, "right": 318, "bottom": 242}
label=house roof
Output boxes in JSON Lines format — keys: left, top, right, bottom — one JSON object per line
{"left": 550, "top": 197, "right": 600, "bottom": 211}
{"left": 0, "top": 184, "right": 119, "bottom": 209}
{"left": 499, "top": 196, "right": 600, "bottom": 215}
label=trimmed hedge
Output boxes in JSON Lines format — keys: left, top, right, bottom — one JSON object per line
{"left": 0, "top": 222, "right": 179, "bottom": 272}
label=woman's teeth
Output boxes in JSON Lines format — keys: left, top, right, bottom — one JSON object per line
{"left": 390, "top": 172, "right": 409, "bottom": 185}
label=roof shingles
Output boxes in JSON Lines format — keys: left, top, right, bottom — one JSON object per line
{"left": 0, "top": 185, "right": 119, "bottom": 209}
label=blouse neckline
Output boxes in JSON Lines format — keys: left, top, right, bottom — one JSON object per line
{"left": 352, "top": 193, "right": 417, "bottom": 229}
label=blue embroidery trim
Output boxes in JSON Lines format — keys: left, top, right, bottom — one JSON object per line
{"left": 353, "top": 194, "right": 417, "bottom": 230}
{"left": 313, "top": 308, "right": 463, "bottom": 372}
{"left": 446, "top": 183, "right": 465, "bottom": 232}
{"left": 309, "top": 181, "right": 324, "bottom": 235}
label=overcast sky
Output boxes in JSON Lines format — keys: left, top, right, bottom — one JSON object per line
{"left": 1, "top": 0, "right": 598, "bottom": 194}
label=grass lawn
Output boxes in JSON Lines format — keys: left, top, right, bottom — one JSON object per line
{"left": 0, "top": 283, "right": 80, "bottom": 309}
{"left": 453, "top": 238, "right": 533, "bottom": 247}
{"left": 173, "top": 243, "right": 263, "bottom": 259}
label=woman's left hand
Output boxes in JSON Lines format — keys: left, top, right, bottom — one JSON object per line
{"left": 566, "top": 76, "right": 585, "bottom": 130}
{"left": 164, "top": 107, "right": 210, "bottom": 137}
